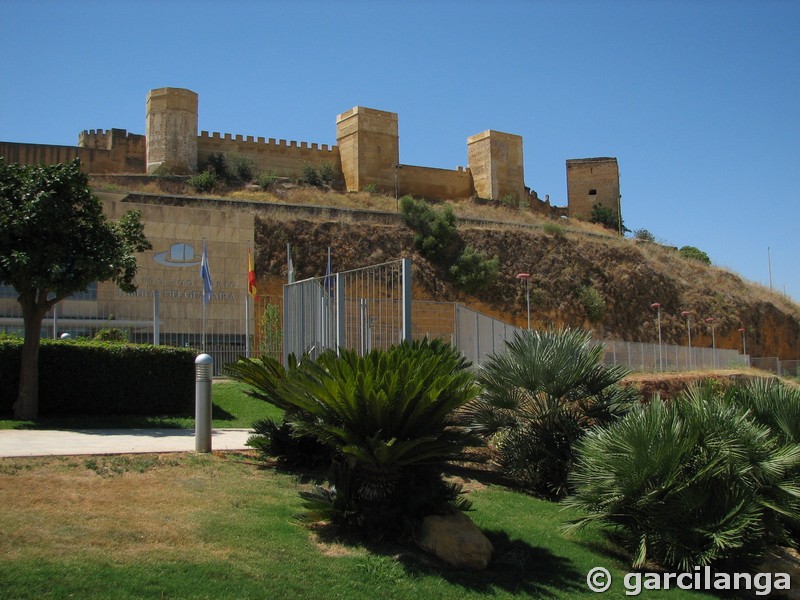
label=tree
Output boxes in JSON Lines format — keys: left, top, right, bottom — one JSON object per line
{"left": 0, "top": 158, "right": 151, "bottom": 419}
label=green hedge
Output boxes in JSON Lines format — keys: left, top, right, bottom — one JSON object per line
{"left": 0, "top": 338, "right": 196, "bottom": 417}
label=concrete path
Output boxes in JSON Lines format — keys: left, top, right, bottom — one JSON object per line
{"left": 0, "top": 428, "right": 252, "bottom": 458}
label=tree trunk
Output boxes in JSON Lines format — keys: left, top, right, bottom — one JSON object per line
{"left": 13, "top": 301, "right": 47, "bottom": 420}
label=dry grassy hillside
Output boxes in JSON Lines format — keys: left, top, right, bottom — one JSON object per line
{"left": 95, "top": 177, "right": 800, "bottom": 359}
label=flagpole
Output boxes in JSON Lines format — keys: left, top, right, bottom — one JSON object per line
{"left": 245, "top": 241, "right": 251, "bottom": 358}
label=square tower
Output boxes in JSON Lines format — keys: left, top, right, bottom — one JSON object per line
{"left": 566, "top": 157, "right": 620, "bottom": 220}
{"left": 466, "top": 130, "right": 525, "bottom": 202}
{"left": 336, "top": 107, "right": 399, "bottom": 192}
{"left": 146, "top": 87, "right": 198, "bottom": 175}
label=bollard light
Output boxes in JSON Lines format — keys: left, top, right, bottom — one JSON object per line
{"left": 195, "top": 353, "right": 213, "bottom": 453}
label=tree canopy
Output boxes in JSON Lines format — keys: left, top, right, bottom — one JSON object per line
{"left": 0, "top": 157, "right": 151, "bottom": 418}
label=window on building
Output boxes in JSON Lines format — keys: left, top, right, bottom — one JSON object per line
{"left": 589, "top": 189, "right": 597, "bottom": 195}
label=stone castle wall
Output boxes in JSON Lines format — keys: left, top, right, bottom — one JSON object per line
{"left": 197, "top": 131, "right": 339, "bottom": 178}
{"left": 0, "top": 87, "right": 620, "bottom": 219}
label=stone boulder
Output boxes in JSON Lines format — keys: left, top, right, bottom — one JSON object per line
{"left": 759, "top": 547, "right": 800, "bottom": 600}
{"left": 416, "top": 512, "right": 493, "bottom": 570}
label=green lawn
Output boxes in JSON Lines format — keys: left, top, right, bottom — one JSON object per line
{"left": 0, "top": 452, "right": 720, "bottom": 600}
{"left": 0, "top": 380, "right": 280, "bottom": 430}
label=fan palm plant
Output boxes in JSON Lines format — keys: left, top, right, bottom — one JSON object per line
{"left": 466, "top": 327, "right": 635, "bottom": 497}
{"left": 564, "top": 383, "right": 800, "bottom": 571}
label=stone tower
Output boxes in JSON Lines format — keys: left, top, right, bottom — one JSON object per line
{"left": 467, "top": 130, "right": 525, "bottom": 202}
{"left": 145, "top": 87, "right": 198, "bottom": 175}
{"left": 566, "top": 157, "right": 620, "bottom": 220}
{"left": 336, "top": 106, "right": 399, "bottom": 192}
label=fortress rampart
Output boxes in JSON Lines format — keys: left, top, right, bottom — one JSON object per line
{"left": 197, "top": 131, "right": 340, "bottom": 178}
{"left": 0, "top": 87, "right": 620, "bottom": 220}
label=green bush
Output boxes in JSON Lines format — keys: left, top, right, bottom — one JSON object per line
{"left": 205, "top": 152, "right": 229, "bottom": 180}
{"left": 399, "top": 196, "right": 458, "bottom": 260}
{"left": 299, "top": 163, "right": 322, "bottom": 186}
{"left": 565, "top": 383, "right": 800, "bottom": 570}
{"left": 229, "top": 154, "right": 255, "bottom": 183}
{"left": 466, "top": 327, "right": 634, "bottom": 498}
{"left": 246, "top": 418, "right": 333, "bottom": 468}
{"left": 679, "top": 245, "right": 711, "bottom": 265}
{"left": 543, "top": 221, "right": 565, "bottom": 238}
{"left": 257, "top": 171, "right": 278, "bottom": 190}
{"left": 578, "top": 285, "right": 606, "bottom": 324}
{"left": 226, "top": 339, "right": 479, "bottom": 539}
{"left": 449, "top": 246, "right": 500, "bottom": 293}
{"left": 589, "top": 203, "right": 628, "bottom": 233}
{"left": 187, "top": 169, "right": 218, "bottom": 193}
{"left": 0, "top": 338, "right": 195, "bottom": 416}
{"left": 317, "top": 162, "right": 338, "bottom": 185}
{"left": 94, "top": 327, "right": 129, "bottom": 342}
{"left": 633, "top": 228, "right": 655, "bottom": 242}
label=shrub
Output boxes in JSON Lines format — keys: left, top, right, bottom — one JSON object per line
{"left": 499, "top": 194, "right": 520, "bottom": 209}
{"left": 204, "top": 152, "right": 229, "bottom": 180}
{"left": 246, "top": 418, "right": 333, "bottom": 468}
{"left": 399, "top": 196, "right": 458, "bottom": 260}
{"left": 317, "top": 162, "right": 338, "bottom": 185}
{"left": 94, "top": 327, "right": 128, "bottom": 342}
{"left": 543, "top": 221, "right": 565, "bottom": 238}
{"left": 257, "top": 170, "right": 278, "bottom": 190}
{"left": 565, "top": 383, "right": 800, "bottom": 570}
{"left": 633, "top": 228, "right": 655, "bottom": 242}
{"left": 589, "top": 203, "right": 628, "bottom": 233}
{"left": 0, "top": 338, "right": 195, "bottom": 416}
{"left": 226, "top": 339, "right": 479, "bottom": 539}
{"left": 466, "top": 327, "right": 634, "bottom": 498}
{"left": 578, "top": 285, "right": 606, "bottom": 324}
{"left": 187, "top": 169, "right": 218, "bottom": 193}
{"left": 229, "top": 154, "right": 255, "bottom": 183}
{"left": 299, "top": 163, "right": 321, "bottom": 186}
{"left": 679, "top": 245, "right": 711, "bottom": 265}
{"left": 449, "top": 246, "right": 500, "bottom": 293}
{"left": 362, "top": 183, "right": 378, "bottom": 194}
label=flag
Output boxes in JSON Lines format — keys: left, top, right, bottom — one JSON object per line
{"left": 323, "top": 246, "right": 334, "bottom": 298}
{"left": 248, "top": 248, "right": 257, "bottom": 297}
{"left": 200, "top": 239, "right": 213, "bottom": 304}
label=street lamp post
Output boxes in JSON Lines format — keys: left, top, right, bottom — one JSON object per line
{"left": 516, "top": 273, "right": 531, "bottom": 330}
{"left": 706, "top": 317, "right": 716, "bottom": 368}
{"left": 651, "top": 302, "right": 663, "bottom": 371}
{"left": 681, "top": 310, "right": 693, "bottom": 369}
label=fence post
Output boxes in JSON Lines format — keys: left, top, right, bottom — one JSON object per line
{"left": 153, "top": 290, "right": 160, "bottom": 346}
{"left": 336, "top": 272, "right": 346, "bottom": 353}
{"left": 401, "top": 258, "right": 412, "bottom": 343}
{"left": 195, "top": 353, "right": 213, "bottom": 453}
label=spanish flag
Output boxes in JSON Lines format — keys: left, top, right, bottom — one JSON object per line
{"left": 248, "top": 248, "right": 257, "bottom": 297}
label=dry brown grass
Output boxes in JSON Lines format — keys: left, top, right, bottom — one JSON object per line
{"left": 0, "top": 454, "right": 252, "bottom": 563}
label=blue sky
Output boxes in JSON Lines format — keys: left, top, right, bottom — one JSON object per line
{"left": 1, "top": 0, "right": 798, "bottom": 302}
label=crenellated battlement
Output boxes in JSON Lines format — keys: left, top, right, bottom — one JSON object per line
{"left": 4, "top": 86, "right": 615, "bottom": 217}
{"left": 79, "top": 128, "right": 146, "bottom": 151}
{"left": 197, "top": 131, "right": 336, "bottom": 153}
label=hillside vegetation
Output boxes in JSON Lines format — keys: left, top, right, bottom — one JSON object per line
{"left": 94, "top": 177, "right": 800, "bottom": 359}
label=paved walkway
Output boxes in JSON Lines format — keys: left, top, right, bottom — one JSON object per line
{"left": 0, "top": 428, "right": 252, "bottom": 458}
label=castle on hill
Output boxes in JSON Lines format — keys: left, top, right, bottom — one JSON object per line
{"left": 0, "top": 87, "right": 620, "bottom": 221}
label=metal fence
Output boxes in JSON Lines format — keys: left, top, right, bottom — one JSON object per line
{"left": 411, "top": 301, "right": 752, "bottom": 372}
{"left": 6, "top": 266, "right": 795, "bottom": 378}
{"left": 282, "top": 258, "right": 412, "bottom": 362}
